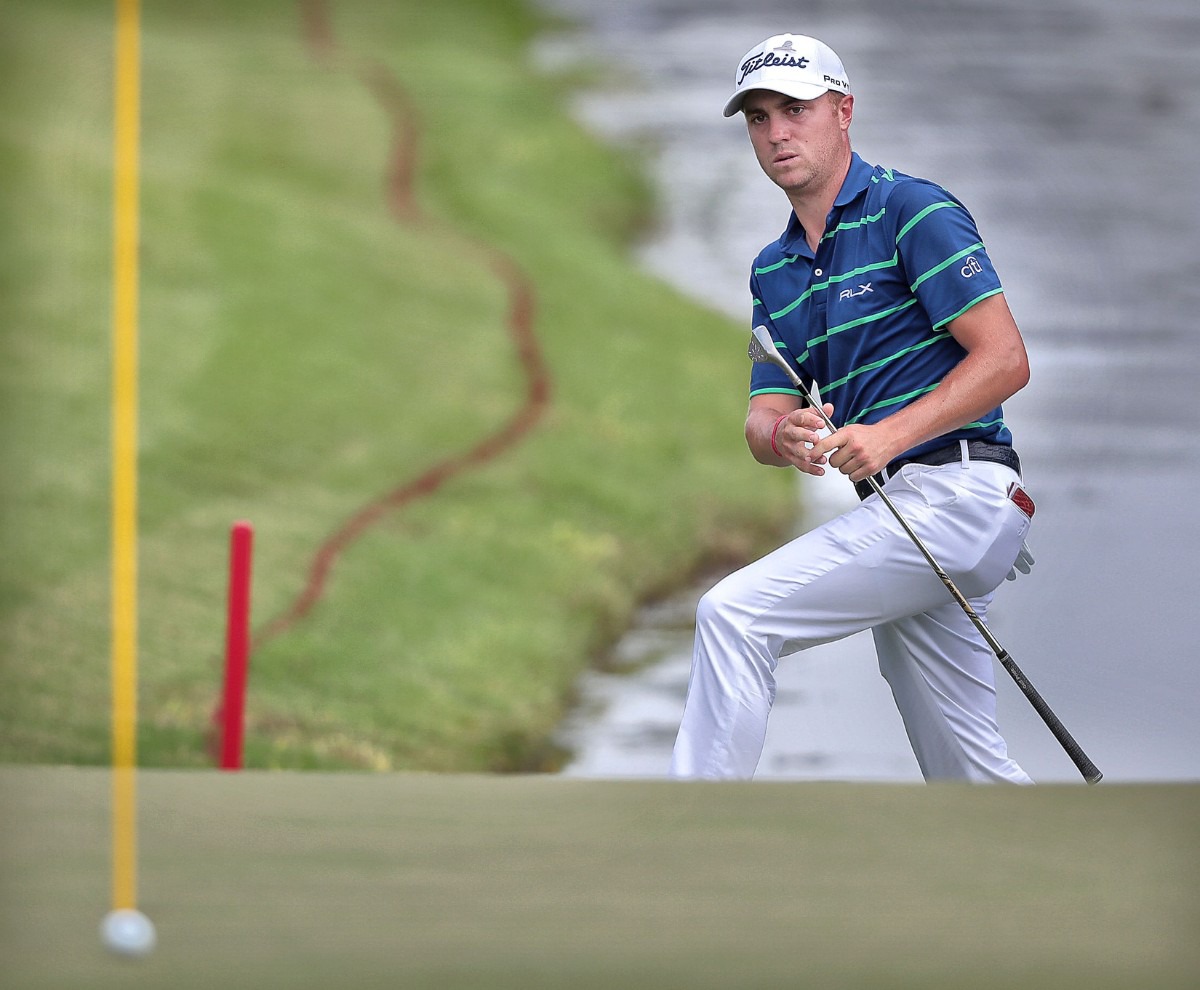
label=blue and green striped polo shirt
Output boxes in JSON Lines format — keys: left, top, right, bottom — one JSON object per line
{"left": 748, "top": 153, "right": 1013, "bottom": 457}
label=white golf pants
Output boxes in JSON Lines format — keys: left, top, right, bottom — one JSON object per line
{"left": 669, "top": 459, "right": 1034, "bottom": 783}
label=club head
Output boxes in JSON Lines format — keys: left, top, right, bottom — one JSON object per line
{"left": 747, "top": 325, "right": 780, "bottom": 367}
{"left": 748, "top": 325, "right": 801, "bottom": 387}
{"left": 747, "top": 325, "right": 823, "bottom": 419}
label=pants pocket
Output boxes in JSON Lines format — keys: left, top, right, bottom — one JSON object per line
{"left": 956, "top": 495, "right": 1032, "bottom": 598}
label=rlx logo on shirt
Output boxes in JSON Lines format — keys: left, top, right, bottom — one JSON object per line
{"left": 838, "top": 282, "right": 874, "bottom": 301}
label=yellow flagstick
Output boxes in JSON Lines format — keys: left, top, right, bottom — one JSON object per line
{"left": 102, "top": 0, "right": 156, "bottom": 958}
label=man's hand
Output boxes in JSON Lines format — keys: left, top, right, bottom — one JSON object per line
{"left": 809, "top": 422, "right": 903, "bottom": 483}
{"left": 768, "top": 403, "right": 835, "bottom": 475}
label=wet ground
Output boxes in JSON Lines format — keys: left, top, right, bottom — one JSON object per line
{"left": 540, "top": 0, "right": 1200, "bottom": 782}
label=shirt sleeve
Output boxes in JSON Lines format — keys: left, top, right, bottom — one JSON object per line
{"left": 890, "top": 179, "right": 1004, "bottom": 330}
{"left": 747, "top": 269, "right": 810, "bottom": 398}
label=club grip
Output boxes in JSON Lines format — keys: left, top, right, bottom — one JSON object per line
{"left": 998, "top": 652, "right": 1102, "bottom": 784}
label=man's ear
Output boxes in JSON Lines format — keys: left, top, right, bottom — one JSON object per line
{"left": 839, "top": 93, "right": 855, "bottom": 130}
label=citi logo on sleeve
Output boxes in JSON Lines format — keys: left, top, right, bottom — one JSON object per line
{"left": 960, "top": 257, "right": 984, "bottom": 278}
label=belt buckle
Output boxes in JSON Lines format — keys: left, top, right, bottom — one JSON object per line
{"left": 1007, "top": 481, "right": 1035, "bottom": 519}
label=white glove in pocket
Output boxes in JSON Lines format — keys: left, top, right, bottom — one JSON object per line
{"left": 1006, "top": 539, "right": 1035, "bottom": 582}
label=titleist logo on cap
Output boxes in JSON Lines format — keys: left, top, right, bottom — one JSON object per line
{"left": 737, "top": 47, "right": 810, "bottom": 85}
{"left": 722, "top": 34, "right": 850, "bottom": 117}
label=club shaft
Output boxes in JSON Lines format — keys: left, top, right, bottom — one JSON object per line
{"left": 752, "top": 331, "right": 1102, "bottom": 783}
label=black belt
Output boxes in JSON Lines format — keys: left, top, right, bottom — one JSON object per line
{"left": 854, "top": 441, "right": 1021, "bottom": 501}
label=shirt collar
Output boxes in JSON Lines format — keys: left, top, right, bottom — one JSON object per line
{"left": 780, "top": 152, "right": 873, "bottom": 257}
{"left": 836, "top": 152, "right": 873, "bottom": 207}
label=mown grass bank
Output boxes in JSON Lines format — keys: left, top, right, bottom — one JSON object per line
{"left": 0, "top": 0, "right": 794, "bottom": 769}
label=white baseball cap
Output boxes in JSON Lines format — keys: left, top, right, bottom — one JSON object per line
{"left": 722, "top": 34, "right": 850, "bottom": 117}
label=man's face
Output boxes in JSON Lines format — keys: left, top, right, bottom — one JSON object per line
{"left": 742, "top": 90, "right": 853, "bottom": 197}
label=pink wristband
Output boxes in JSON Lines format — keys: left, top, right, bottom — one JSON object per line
{"left": 770, "top": 414, "right": 788, "bottom": 458}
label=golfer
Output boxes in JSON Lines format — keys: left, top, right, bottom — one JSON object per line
{"left": 670, "top": 34, "right": 1035, "bottom": 782}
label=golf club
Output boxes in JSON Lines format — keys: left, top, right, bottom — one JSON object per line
{"left": 748, "top": 324, "right": 1102, "bottom": 784}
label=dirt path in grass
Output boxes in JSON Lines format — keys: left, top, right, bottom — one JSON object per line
{"left": 252, "top": 1, "right": 551, "bottom": 649}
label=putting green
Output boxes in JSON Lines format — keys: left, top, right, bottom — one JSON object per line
{"left": 1, "top": 768, "right": 1196, "bottom": 988}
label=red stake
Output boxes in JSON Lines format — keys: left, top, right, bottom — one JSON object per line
{"left": 219, "top": 521, "right": 254, "bottom": 770}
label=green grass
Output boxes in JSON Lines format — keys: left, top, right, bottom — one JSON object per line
{"left": 0, "top": 0, "right": 795, "bottom": 770}
{"left": 2, "top": 769, "right": 1197, "bottom": 988}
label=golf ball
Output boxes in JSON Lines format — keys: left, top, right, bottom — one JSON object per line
{"left": 100, "top": 908, "right": 157, "bottom": 958}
